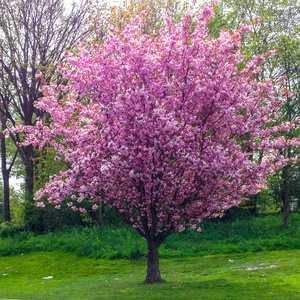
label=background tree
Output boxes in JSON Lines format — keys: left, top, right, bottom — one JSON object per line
{"left": 0, "top": 109, "right": 18, "bottom": 223}
{"left": 87, "top": 0, "right": 184, "bottom": 43}
{"left": 0, "top": 180, "right": 23, "bottom": 224}
{"left": 210, "top": 0, "right": 300, "bottom": 225}
{"left": 0, "top": 0, "right": 88, "bottom": 221}
{"left": 18, "top": 7, "right": 298, "bottom": 283}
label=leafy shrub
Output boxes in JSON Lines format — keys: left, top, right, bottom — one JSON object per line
{"left": 0, "top": 224, "right": 25, "bottom": 238}
{"left": 0, "top": 213, "right": 299, "bottom": 259}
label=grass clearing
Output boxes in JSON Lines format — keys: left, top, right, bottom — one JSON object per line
{"left": 0, "top": 213, "right": 299, "bottom": 298}
{"left": 0, "top": 250, "right": 299, "bottom": 299}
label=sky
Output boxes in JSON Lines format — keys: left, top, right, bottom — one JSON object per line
{"left": 64, "top": 0, "right": 120, "bottom": 10}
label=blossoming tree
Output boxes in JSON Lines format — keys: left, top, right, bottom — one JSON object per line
{"left": 16, "top": 6, "right": 299, "bottom": 283}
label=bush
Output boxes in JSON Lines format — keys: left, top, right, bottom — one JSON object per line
{"left": 0, "top": 213, "right": 299, "bottom": 259}
{"left": 23, "top": 194, "right": 125, "bottom": 234}
{"left": 23, "top": 200, "right": 85, "bottom": 234}
{"left": 0, "top": 224, "right": 24, "bottom": 239}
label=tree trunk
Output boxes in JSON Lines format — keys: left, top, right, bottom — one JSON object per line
{"left": 2, "top": 171, "right": 10, "bottom": 223}
{"left": 146, "top": 240, "right": 163, "bottom": 283}
{"left": 1, "top": 115, "right": 11, "bottom": 223}
{"left": 97, "top": 202, "right": 104, "bottom": 227}
{"left": 24, "top": 145, "right": 34, "bottom": 200}
{"left": 282, "top": 164, "right": 291, "bottom": 228}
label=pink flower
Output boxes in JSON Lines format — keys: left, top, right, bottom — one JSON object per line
{"left": 92, "top": 204, "right": 98, "bottom": 210}
{"left": 241, "top": 24, "right": 251, "bottom": 33}
{"left": 178, "top": 225, "right": 185, "bottom": 233}
{"left": 54, "top": 156, "right": 61, "bottom": 162}
{"left": 287, "top": 138, "right": 299, "bottom": 147}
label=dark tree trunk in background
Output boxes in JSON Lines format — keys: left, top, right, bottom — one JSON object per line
{"left": 97, "top": 203, "right": 104, "bottom": 227}
{"left": 1, "top": 124, "right": 10, "bottom": 222}
{"left": 24, "top": 145, "right": 35, "bottom": 199}
{"left": 282, "top": 164, "right": 291, "bottom": 228}
{"left": 146, "top": 240, "right": 163, "bottom": 283}
{"left": 0, "top": 114, "right": 17, "bottom": 223}
{"left": 2, "top": 173, "right": 10, "bottom": 222}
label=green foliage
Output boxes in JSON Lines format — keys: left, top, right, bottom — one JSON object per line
{"left": 0, "top": 224, "right": 24, "bottom": 238}
{"left": 23, "top": 200, "right": 86, "bottom": 234}
{"left": 209, "top": 0, "right": 300, "bottom": 218}
{"left": 207, "top": 4, "right": 226, "bottom": 38}
{"left": 0, "top": 213, "right": 299, "bottom": 259}
{"left": 33, "top": 146, "right": 69, "bottom": 192}
{"left": 22, "top": 194, "right": 125, "bottom": 234}
{"left": 9, "top": 187, "right": 24, "bottom": 224}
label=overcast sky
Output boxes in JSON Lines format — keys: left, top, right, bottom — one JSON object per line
{"left": 64, "top": 0, "right": 120, "bottom": 10}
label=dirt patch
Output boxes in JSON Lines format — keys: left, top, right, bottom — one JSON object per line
{"left": 238, "top": 264, "right": 278, "bottom": 271}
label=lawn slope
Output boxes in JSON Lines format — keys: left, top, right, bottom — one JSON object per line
{"left": 0, "top": 250, "right": 299, "bottom": 299}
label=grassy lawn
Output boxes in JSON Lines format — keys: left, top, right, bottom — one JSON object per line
{"left": 0, "top": 250, "right": 299, "bottom": 299}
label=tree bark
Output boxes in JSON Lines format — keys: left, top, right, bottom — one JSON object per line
{"left": 1, "top": 115, "right": 10, "bottom": 223}
{"left": 146, "top": 240, "right": 163, "bottom": 283}
{"left": 24, "top": 145, "right": 34, "bottom": 200}
{"left": 1, "top": 148, "right": 10, "bottom": 223}
{"left": 97, "top": 202, "right": 104, "bottom": 227}
{"left": 2, "top": 172, "right": 10, "bottom": 223}
{"left": 282, "top": 164, "right": 291, "bottom": 228}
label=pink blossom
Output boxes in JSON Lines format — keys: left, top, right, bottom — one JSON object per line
{"left": 287, "top": 138, "right": 299, "bottom": 147}
{"left": 92, "top": 204, "right": 98, "bottom": 210}
{"left": 241, "top": 24, "right": 251, "bottom": 33}
{"left": 178, "top": 225, "right": 185, "bottom": 233}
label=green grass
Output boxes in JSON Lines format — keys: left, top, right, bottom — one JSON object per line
{"left": 0, "top": 213, "right": 299, "bottom": 259}
{"left": 0, "top": 250, "right": 299, "bottom": 299}
{"left": 0, "top": 214, "right": 299, "bottom": 299}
